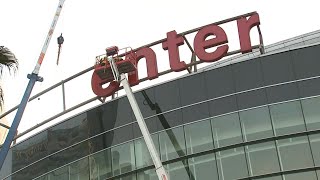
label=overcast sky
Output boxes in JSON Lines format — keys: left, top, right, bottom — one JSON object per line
{"left": 1, "top": 0, "right": 320, "bottom": 140}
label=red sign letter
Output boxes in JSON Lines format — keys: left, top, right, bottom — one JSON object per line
{"left": 91, "top": 73, "right": 120, "bottom": 97}
{"left": 128, "top": 47, "right": 159, "bottom": 86}
{"left": 162, "top": 30, "right": 187, "bottom": 72}
{"left": 237, "top": 13, "right": 260, "bottom": 53}
{"left": 194, "top": 25, "right": 229, "bottom": 62}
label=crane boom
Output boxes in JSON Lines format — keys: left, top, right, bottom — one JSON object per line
{"left": 0, "top": 0, "right": 66, "bottom": 170}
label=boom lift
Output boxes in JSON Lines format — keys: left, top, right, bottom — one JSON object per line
{"left": 94, "top": 46, "right": 170, "bottom": 180}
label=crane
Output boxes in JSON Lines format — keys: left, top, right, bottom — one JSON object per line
{"left": 0, "top": 0, "right": 66, "bottom": 169}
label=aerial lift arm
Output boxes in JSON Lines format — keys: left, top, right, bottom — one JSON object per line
{"left": 0, "top": 0, "right": 66, "bottom": 170}
{"left": 100, "top": 47, "right": 169, "bottom": 180}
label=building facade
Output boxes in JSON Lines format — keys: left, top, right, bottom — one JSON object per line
{"left": 1, "top": 33, "right": 320, "bottom": 180}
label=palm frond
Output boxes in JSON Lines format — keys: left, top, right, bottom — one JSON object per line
{"left": 0, "top": 46, "right": 18, "bottom": 75}
{"left": 0, "top": 86, "right": 3, "bottom": 110}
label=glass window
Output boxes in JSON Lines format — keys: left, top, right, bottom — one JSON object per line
{"left": 269, "top": 101, "right": 306, "bottom": 136}
{"left": 266, "top": 83, "right": 299, "bottom": 104}
{"left": 12, "top": 130, "right": 49, "bottom": 172}
{"left": 212, "top": 113, "right": 243, "bottom": 147}
{"left": 298, "top": 78, "right": 320, "bottom": 98}
{"left": 166, "top": 160, "right": 192, "bottom": 180}
{"left": 205, "top": 65, "right": 235, "bottom": 99}
{"left": 209, "top": 95, "right": 238, "bottom": 116}
{"left": 111, "top": 141, "right": 136, "bottom": 176}
{"left": 179, "top": 73, "right": 207, "bottom": 106}
{"left": 70, "top": 157, "right": 89, "bottom": 180}
{"left": 111, "top": 124, "right": 134, "bottom": 146}
{"left": 217, "top": 148, "right": 249, "bottom": 180}
{"left": 159, "top": 126, "right": 186, "bottom": 161}
{"left": 137, "top": 168, "right": 157, "bottom": 180}
{"left": 114, "top": 174, "right": 137, "bottom": 180}
{"left": 101, "top": 98, "right": 134, "bottom": 129}
{"left": 48, "top": 113, "right": 89, "bottom": 154}
{"left": 134, "top": 134, "right": 159, "bottom": 169}
{"left": 232, "top": 58, "right": 264, "bottom": 92}
{"left": 260, "top": 52, "right": 295, "bottom": 86}
{"left": 188, "top": 154, "right": 219, "bottom": 180}
{"left": 88, "top": 131, "right": 113, "bottom": 154}
{"left": 309, "top": 134, "right": 320, "bottom": 166}
{"left": 90, "top": 148, "right": 112, "bottom": 179}
{"left": 237, "top": 89, "right": 268, "bottom": 110}
{"left": 278, "top": 136, "right": 314, "bottom": 170}
{"left": 49, "top": 165, "right": 69, "bottom": 180}
{"left": 239, "top": 107, "right": 274, "bottom": 141}
{"left": 301, "top": 96, "right": 320, "bottom": 130}
{"left": 252, "top": 176, "right": 283, "bottom": 180}
{"left": 136, "top": 110, "right": 184, "bottom": 135}
{"left": 284, "top": 171, "right": 317, "bottom": 180}
{"left": 135, "top": 89, "right": 156, "bottom": 118}
{"left": 246, "top": 142, "right": 280, "bottom": 176}
{"left": 291, "top": 45, "right": 320, "bottom": 79}
{"left": 34, "top": 175, "right": 49, "bottom": 180}
{"left": 184, "top": 120, "right": 214, "bottom": 154}
{"left": 182, "top": 102, "right": 210, "bottom": 124}
{"left": 154, "top": 80, "right": 181, "bottom": 112}
{"left": 48, "top": 139, "right": 89, "bottom": 174}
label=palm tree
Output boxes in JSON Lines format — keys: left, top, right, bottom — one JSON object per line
{"left": 0, "top": 46, "right": 18, "bottom": 109}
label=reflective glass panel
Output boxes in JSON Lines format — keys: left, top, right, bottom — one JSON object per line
{"left": 205, "top": 65, "right": 235, "bottom": 99}
{"left": 212, "top": 113, "right": 243, "bottom": 147}
{"left": 260, "top": 52, "right": 295, "bottom": 85}
{"left": 166, "top": 160, "right": 191, "bottom": 180}
{"left": 154, "top": 80, "right": 181, "bottom": 112}
{"left": 182, "top": 102, "right": 210, "bottom": 124}
{"left": 90, "top": 148, "right": 112, "bottom": 179}
{"left": 284, "top": 171, "right": 317, "bottom": 180}
{"left": 309, "top": 134, "right": 320, "bottom": 166}
{"left": 134, "top": 134, "right": 159, "bottom": 169}
{"left": 188, "top": 154, "right": 219, "bottom": 180}
{"left": 246, "top": 142, "right": 280, "bottom": 176}
{"left": 137, "top": 168, "right": 157, "bottom": 180}
{"left": 252, "top": 176, "right": 282, "bottom": 180}
{"left": 135, "top": 89, "right": 156, "bottom": 118}
{"left": 34, "top": 175, "right": 49, "bottom": 180}
{"left": 114, "top": 174, "right": 137, "bottom": 180}
{"left": 70, "top": 157, "right": 89, "bottom": 180}
{"left": 184, "top": 120, "right": 214, "bottom": 154}
{"left": 298, "top": 78, "right": 320, "bottom": 98}
{"left": 232, "top": 58, "right": 264, "bottom": 92}
{"left": 179, "top": 73, "right": 207, "bottom": 106}
{"left": 159, "top": 126, "right": 186, "bottom": 161}
{"left": 266, "top": 83, "right": 299, "bottom": 104}
{"left": 278, "top": 136, "right": 314, "bottom": 170}
{"left": 269, "top": 101, "right": 305, "bottom": 136}
{"left": 237, "top": 89, "right": 268, "bottom": 110}
{"left": 111, "top": 141, "right": 136, "bottom": 176}
{"left": 301, "top": 96, "right": 320, "bottom": 130}
{"left": 217, "top": 148, "right": 249, "bottom": 180}
{"left": 239, "top": 107, "right": 274, "bottom": 141}
{"left": 49, "top": 165, "right": 68, "bottom": 180}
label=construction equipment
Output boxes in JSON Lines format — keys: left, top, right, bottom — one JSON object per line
{"left": 94, "top": 46, "right": 170, "bottom": 180}
{"left": 0, "top": 0, "right": 66, "bottom": 170}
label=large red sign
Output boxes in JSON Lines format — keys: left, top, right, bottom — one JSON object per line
{"left": 92, "top": 13, "right": 261, "bottom": 97}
